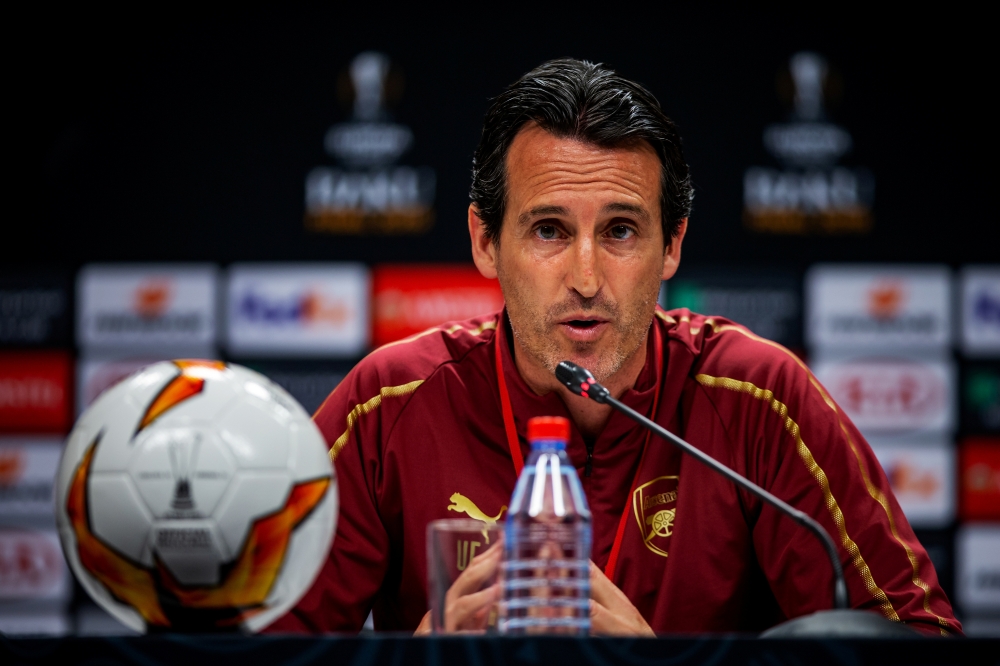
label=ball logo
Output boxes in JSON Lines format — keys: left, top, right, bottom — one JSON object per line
{"left": 168, "top": 434, "right": 200, "bottom": 511}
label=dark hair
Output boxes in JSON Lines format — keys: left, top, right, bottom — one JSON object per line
{"left": 470, "top": 58, "right": 694, "bottom": 244}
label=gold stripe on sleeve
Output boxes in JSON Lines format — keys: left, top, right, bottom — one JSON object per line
{"left": 694, "top": 373, "right": 900, "bottom": 621}
{"left": 328, "top": 379, "right": 424, "bottom": 462}
{"left": 692, "top": 322, "right": 948, "bottom": 628}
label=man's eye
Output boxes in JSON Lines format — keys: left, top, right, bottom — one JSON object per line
{"left": 536, "top": 225, "right": 558, "bottom": 240}
{"left": 610, "top": 225, "right": 635, "bottom": 240}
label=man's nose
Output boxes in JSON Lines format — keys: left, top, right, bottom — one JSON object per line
{"left": 567, "top": 235, "right": 601, "bottom": 298}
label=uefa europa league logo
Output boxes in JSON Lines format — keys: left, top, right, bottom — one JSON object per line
{"left": 169, "top": 432, "right": 201, "bottom": 511}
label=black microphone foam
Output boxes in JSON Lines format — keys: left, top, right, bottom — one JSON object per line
{"left": 556, "top": 361, "right": 610, "bottom": 403}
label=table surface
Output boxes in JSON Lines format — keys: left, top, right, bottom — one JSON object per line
{"left": 2, "top": 634, "right": 998, "bottom": 666}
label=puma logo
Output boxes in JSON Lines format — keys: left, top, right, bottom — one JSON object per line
{"left": 447, "top": 492, "right": 506, "bottom": 543}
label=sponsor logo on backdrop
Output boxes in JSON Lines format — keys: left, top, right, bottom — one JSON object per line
{"left": 806, "top": 265, "right": 951, "bottom": 349}
{"left": 960, "top": 439, "right": 1000, "bottom": 521}
{"left": 664, "top": 268, "right": 801, "bottom": 347}
{"left": 0, "top": 439, "right": 61, "bottom": 517}
{"left": 869, "top": 440, "right": 954, "bottom": 528}
{"left": 305, "top": 52, "right": 436, "bottom": 235}
{"left": 227, "top": 264, "right": 370, "bottom": 357}
{"left": 743, "top": 52, "right": 874, "bottom": 235}
{"left": 812, "top": 355, "right": 955, "bottom": 434}
{"left": 372, "top": 265, "right": 504, "bottom": 346}
{"left": 957, "top": 525, "right": 1000, "bottom": 613}
{"left": 961, "top": 267, "right": 1000, "bottom": 356}
{"left": 0, "top": 277, "right": 69, "bottom": 346}
{"left": 963, "top": 364, "right": 1000, "bottom": 433}
{"left": 0, "top": 529, "right": 70, "bottom": 601}
{"left": 77, "top": 265, "right": 217, "bottom": 349}
{"left": 0, "top": 352, "right": 72, "bottom": 433}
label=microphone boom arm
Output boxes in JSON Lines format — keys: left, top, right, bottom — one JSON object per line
{"left": 556, "top": 360, "right": 849, "bottom": 610}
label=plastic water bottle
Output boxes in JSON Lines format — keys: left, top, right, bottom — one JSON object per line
{"left": 499, "top": 416, "right": 592, "bottom": 635}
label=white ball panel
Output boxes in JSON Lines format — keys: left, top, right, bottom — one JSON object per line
{"left": 213, "top": 471, "right": 292, "bottom": 557}
{"left": 88, "top": 472, "right": 154, "bottom": 564}
{"left": 217, "top": 400, "right": 290, "bottom": 469}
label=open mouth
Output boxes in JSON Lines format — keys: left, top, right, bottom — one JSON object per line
{"left": 566, "top": 320, "right": 601, "bottom": 329}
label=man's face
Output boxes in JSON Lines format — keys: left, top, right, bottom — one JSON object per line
{"left": 472, "top": 123, "right": 683, "bottom": 384}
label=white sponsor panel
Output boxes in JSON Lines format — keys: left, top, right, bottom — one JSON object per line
{"left": 226, "top": 263, "right": 370, "bottom": 357}
{"left": 0, "top": 612, "right": 69, "bottom": 636}
{"left": 0, "top": 438, "right": 61, "bottom": 519}
{"left": 0, "top": 529, "right": 70, "bottom": 602}
{"left": 806, "top": 265, "right": 951, "bottom": 349}
{"left": 868, "top": 439, "right": 955, "bottom": 528}
{"left": 961, "top": 266, "right": 1000, "bottom": 357}
{"left": 957, "top": 525, "right": 1000, "bottom": 613}
{"left": 812, "top": 354, "right": 956, "bottom": 434}
{"left": 77, "top": 264, "right": 218, "bottom": 350}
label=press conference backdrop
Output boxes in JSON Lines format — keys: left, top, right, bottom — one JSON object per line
{"left": 3, "top": 7, "right": 997, "bottom": 638}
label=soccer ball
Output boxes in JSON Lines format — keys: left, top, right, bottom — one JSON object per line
{"left": 55, "top": 360, "right": 337, "bottom": 633}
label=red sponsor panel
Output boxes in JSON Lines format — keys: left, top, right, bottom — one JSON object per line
{"left": 0, "top": 351, "right": 72, "bottom": 433}
{"left": 372, "top": 264, "right": 504, "bottom": 347}
{"left": 960, "top": 438, "right": 1000, "bottom": 521}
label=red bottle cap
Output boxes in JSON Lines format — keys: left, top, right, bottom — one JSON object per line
{"left": 527, "top": 416, "right": 570, "bottom": 442}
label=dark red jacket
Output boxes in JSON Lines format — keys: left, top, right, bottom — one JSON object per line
{"left": 268, "top": 308, "right": 959, "bottom": 635}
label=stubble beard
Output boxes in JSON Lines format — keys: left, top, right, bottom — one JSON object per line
{"left": 498, "top": 261, "right": 660, "bottom": 385}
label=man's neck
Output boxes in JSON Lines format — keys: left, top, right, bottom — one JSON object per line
{"left": 511, "top": 334, "right": 649, "bottom": 441}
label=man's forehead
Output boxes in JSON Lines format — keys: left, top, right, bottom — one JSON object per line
{"left": 505, "top": 124, "right": 662, "bottom": 213}
{"left": 507, "top": 123, "right": 659, "bottom": 171}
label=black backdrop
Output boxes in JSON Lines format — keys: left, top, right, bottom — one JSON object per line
{"left": 11, "top": 7, "right": 995, "bottom": 268}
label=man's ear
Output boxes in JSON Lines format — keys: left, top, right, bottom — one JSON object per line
{"left": 469, "top": 205, "right": 499, "bottom": 279}
{"left": 661, "top": 218, "right": 688, "bottom": 281}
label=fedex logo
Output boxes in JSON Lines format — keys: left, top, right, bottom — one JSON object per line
{"left": 226, "top": 264, "right": 369, "bottom": 357}
{"left": 237, "top": 290, "right": 351, "bottom": 327}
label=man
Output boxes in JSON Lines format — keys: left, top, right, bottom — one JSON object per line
{"left": 269, "top": 59, "right": 959, "bottom": 635}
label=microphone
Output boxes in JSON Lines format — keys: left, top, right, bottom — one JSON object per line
{"left": 556, "top": 360, "right": 849, "bottom": 610}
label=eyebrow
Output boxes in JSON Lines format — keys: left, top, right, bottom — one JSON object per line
{"left": 517, "top": 202, "right": 651, "bottom": 227}
{"left": 601, "top": 202, "right": 650, "bottom": 222}
{"left": 517, "top": 205, "right": 568, "bottom": 227}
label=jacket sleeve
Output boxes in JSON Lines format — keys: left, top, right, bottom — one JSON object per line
{"left": 697, "top": 335, "right": 961, "bottom": 636}
{"left": 264, "top": 366, "right": 391, "bottom": 633}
